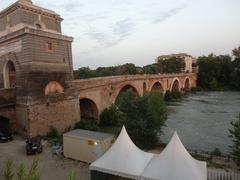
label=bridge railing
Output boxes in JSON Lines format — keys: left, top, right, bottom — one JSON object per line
{"left": 0, "top": 88, "right": 16, "bottom": 107}
{"left": 207, "top": 169, "right": 240, "bottom": 180}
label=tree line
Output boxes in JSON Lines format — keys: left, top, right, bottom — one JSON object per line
{"left": 74, "top": 46, "right": 240, "bottom": 91}
{"left": 74, "top": 57, "right": 185, "bottom": 79}
{"left": 197, "top": 46, "right": 240, "bottom": 90}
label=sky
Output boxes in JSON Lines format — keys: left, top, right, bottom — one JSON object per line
{"left": 1, "top": 0, "right": 240, "bottom": 69}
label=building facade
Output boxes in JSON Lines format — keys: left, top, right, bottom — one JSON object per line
{"left": 156, "top": 53, "right": 197, "bottom": 73}
{"left": 0, "top": 0, "right": 80, "bottom": 136}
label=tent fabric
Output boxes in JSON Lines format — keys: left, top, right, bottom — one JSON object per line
{"left": 141, "top": 132, "right": 207, "bottom": 180}
{"left": 90, "top": 126, "right": 154, "bottom": 179}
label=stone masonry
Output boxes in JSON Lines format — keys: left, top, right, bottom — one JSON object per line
{"left": 0, "top": 0, "right": 80, "bottom": 136}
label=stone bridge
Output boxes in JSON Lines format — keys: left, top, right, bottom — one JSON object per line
{"left": 73, "top": 73, "right": 197, "bottom": 120}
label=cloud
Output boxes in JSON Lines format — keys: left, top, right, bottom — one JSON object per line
{"left": 85, "top": 18, "right": 135, "bottom": 48}
{"left": 154, "top": 1, "right": 191, "bottom": 23}
{"left": 63, "top": 2, "right": 82, "bottom": 12}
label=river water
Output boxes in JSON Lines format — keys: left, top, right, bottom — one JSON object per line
{"left": 160, "top": 91, "right": 240, "bottom": 154}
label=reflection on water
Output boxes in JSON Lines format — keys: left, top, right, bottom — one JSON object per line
{"left": 160, "top": 91, "right": 240, "bottom": 154}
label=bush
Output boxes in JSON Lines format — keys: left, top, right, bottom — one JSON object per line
{"left": 74, "top": 119, "right": 100, "bottom": 131}
{"left": 100, "top": 104, "right": 124, "bottom": 126}
{"left": 164, "top": 90, "right": 172, "bottom": 101}
{"left": 172, "top": 91, "right": 181, "bottom": 99}
{"left": 211, "top": 148, "right": 222, "bottom": 156}
{"left": 229, "top": 113, "right": 240, "bottom": 166}
{"left": 45, "top": 126, "right": 59, "bottom": 139}
{"left": 191, "top": 86, "right": 202, "bottom": 92}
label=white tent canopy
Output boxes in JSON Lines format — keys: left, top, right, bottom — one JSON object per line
{"left": 90, "top": 126, "right": 154, "bottom": 179}
{"left": 141, "top": 132, "right": 207, "bottom": 180}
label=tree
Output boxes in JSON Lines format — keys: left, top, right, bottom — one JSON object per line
{"left": 115, "top": 90, "right": 168, "bottom": 149}
{"left": 164, "top": 90, "right": 172, "bottom": 101}
{"left": 197, "top": 54, "right": 233, "bottom": 90}
{"left": 229, "top": 113, "right": 240, "bottom": 166}
{"left": 233, "top": 46, "right": 240, "bottom": 59}
{"left": 100, "top": 104, "right": 124, "bottom": 126}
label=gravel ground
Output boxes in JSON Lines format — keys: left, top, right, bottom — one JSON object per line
{"left": 0, "top": 136, "right": 90, "bottom": 180}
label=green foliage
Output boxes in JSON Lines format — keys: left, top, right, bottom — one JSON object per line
{"left": 43, "top": 126, "right": 63, "bottom": 144}
{"left": 156, "top": 57, "right": 185, "bottom": 73}
{"left": 171, "top": 91, "right": 181, "bottom": 99}
{"left": 3, "top": 159, "right": 14, "bottom": 180}
{"left": 45, "top": 126, "right": 59, "bottom": 139}
{"left": 74, "top": 63, "right": 140, "bottom": 79}
{"left": 164, "top": 90, "right": 172, "bottom": 101}
{"left": 17, "top": 163, "right": 26, "bottom": 180}
{"left": 191, "top": 86, "right": 202, "bottom": 92}
{"left": 26, "top": 158, "right": 40, "bottom": 180}
{"left": 74, "top": 118, "right": 100, "bottom": 131}
{"left": 197, "top": 50, "right": 240, "bottom": 90}
{"left": 74, "top": 58, "right": 185, "bottom": 79}
{"left": 233, "top": 46, "right": 240, "bottom": 59}
{"left": 2, "top": 158, "right": 40, "bottom": 180}
{"left": 100, "top": 104, "right": 124, "bottom": 126}
{"left": 164, "top": 90, "right": 181, "bottom": 102}
{"left": 229, "top": 114, "right": 240, "bottom": 166}
{"left": 116, "top": 91, "right": 168, "bottom": 149}
{"left": 211, "top": 148, "right": 222, "bottom": 156}
{"left": 69, "top": 170, "right": 76, "bottom": 180}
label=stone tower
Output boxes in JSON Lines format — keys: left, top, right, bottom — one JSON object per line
{"left": 0, "top": 0, "right": 80, "bottom": 136}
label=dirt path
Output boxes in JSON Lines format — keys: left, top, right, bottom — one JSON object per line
{"left": 0, "top": 136, "right": 90, "bottom": 180}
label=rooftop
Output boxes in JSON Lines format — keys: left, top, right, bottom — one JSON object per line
{"left": 64, "top": 129, "right": 114, "bottom": 141}
{"left": 0, "top": 0, "right": 62, "bottom": 20}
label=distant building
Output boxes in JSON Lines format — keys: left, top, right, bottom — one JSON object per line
{"left": 156, "top": 53, "right": 197, "bottom": 73}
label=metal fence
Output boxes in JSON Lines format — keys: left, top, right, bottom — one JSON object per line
{"left": 208, "top": 169, "right": 240, "bottom": 180}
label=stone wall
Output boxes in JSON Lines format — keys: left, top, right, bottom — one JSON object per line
{"left": 27, "top": 98, "right": 80, "bottom": 136}
{"left": 0, "top": 88, "right": 15, "bottom": 106}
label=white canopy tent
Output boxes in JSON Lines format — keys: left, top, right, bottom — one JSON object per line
{"left": 90, "top": 126, "right": 154, "bottom": 179}
{"left": 141, "top": 132, "right": 207, "bottom": 180}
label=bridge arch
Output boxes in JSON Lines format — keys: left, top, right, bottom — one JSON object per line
{"left": 3, "top": 61, "right": 16, "bottom": 88}
{"left": 80, "top": 98, "right": 99, "bottom": 120}
{"left": 170, "top": 78, "right": 181, "bottom": 92}
{"left": 183, "top": 77, "right": 191, "bottom": 91}
{"left": 151, "top": 81, "right": 164, "bottom": 94}
{"left": 114, "top": 84, "right": 140, "bottom": 103}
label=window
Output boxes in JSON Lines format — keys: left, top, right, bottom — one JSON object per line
{"left": 36, "top": 24, "right": 42, "bottom": 30}
{"left": 46, "top": 42, "right": 53, "bottom": 51}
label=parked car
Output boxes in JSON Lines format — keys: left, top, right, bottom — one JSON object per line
{"left": 0, "top": 130, "right": 13, "bottom": 143}
{"left": 26, "top": 137, "right": 43, "bottom": 155}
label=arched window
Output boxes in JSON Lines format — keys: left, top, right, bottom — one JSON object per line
{"left": 45, "top": 81, "right": 64, "bottom": 95}
{"left": 3, "top": 61, "right": 16, "bottom": 88}
{"left": 36, "top": 24, "right": 42, "bottom": 30}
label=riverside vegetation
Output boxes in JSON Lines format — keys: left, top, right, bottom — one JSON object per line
{"left": 74, "top": 46, "right": 240, "bottom": 91}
